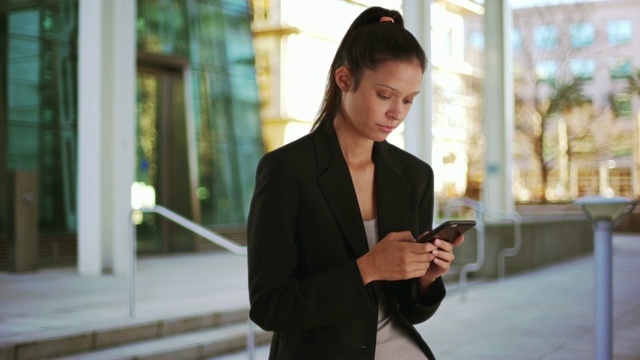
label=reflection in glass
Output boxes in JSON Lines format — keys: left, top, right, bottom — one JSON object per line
{"left": 2, "top": 1, "right": 78, "bottom": 236}
{"left": 136, "top": 0, "right": 263, "bottom": 230}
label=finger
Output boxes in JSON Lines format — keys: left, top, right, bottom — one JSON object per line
{"left": 432, "top": 257, "right": 451, "bottom": 271}
{"left": 384, "top": 231, "right": 416, "bottom": 243}
{"left": 432, "top": 249, "right": 455, "bottom": 263}
{"left": 433, "top": 239, "right": 453, "bottom": 252}
{"left": 407, "top": 242, "right": 436, "bottom": 254}
{"left": 451, "top": 235, "right": 465, "bottom": 247}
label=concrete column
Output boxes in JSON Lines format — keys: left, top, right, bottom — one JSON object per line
{"left": 78, "top": 0, "right": 136, "bottom": 275}
{"left": 482, "top": 0, "right": 514, "bottom": 214}
{"left": 403, "top": 0, "right": 435, "bottom": 213}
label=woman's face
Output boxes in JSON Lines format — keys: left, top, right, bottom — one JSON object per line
{"left": 337, "top": 60, "right": 423, "bottom": 143}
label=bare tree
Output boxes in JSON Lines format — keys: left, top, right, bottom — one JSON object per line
{"left": 512, "top": 1, "right": 614, "bottom": 202}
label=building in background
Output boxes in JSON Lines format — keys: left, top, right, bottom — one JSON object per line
{"left": 5, "top": 0, "right": 634, "bottom": 272}
{"left": 0, "top": 0, "right": 263, "bottom": 272}
{"left": 250, "top": 0, "right": 403, "bottom": 152}
{"left": 428, "top": 0, "right": 484, "bottom": 200}
{"left": 467, "top": 0, "right": 640, "bottom": 202}
{"left": 251, "top": 0, "right": 485, "bottom": 202}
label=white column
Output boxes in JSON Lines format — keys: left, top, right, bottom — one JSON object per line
{"left": 403, "top": 0, "right": 435, "bottom": 217}
{"left": 403, "top": 0, "right": 436, "bottom": 216}
{"left": 78, "top": 0, "right": 136, "bottom": 275}
{"left": 403, "top": 0, "right": 432, "bottom": 165}
{"left": 481, "top": 0, "right": 514, "bottom": 214}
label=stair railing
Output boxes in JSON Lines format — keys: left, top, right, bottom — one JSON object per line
{"left": 129, "top": 205, "right": 257, "bottom": 359}
{"left": 441, "top": 197, "right": 522, "bottom": 300}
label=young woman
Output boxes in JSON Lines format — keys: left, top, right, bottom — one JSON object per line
{"left": 248, "top": 6, "right": 463, "bottom": 359}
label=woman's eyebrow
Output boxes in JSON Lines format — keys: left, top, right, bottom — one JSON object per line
{"left": 376, "top": 83, "right": 420, "bottom": 95}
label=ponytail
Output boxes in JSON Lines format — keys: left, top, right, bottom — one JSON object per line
{"left": 311, "top": 7, "right": 427, "bottom": 131}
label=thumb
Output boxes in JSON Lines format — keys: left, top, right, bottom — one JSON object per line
{"left": 383, "top": 231, "right": 416, "bottom": 243}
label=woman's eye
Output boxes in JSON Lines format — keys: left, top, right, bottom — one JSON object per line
{"left": 403, "top": 99, "right": 414, "bottom": 105}
{"left": 377, "top": 93, "right": 391, "bottom": 100}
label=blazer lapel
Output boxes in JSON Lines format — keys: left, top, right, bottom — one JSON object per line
{"left": 373, "top": 142, "right": 412, "bottom": 239}
{"left": 313, "top": 125, "right": 370, "bottom": 257}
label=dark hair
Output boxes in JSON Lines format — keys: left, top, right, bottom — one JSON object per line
{"left": 311, "top": 6, "right": 427, "bottom": 131}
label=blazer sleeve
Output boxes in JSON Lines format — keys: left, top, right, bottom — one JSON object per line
{"left": 247, "top": 151, "right": 373, "bottom": 332}
{"left": 396, "top": 164, "right": 446, "bottom": 324}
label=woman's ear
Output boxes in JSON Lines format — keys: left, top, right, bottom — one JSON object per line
{"left": 335, "top": 66, "right": 353, "bottom": 92}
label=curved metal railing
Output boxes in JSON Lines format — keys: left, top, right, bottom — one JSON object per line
{"left": 129, "top": 205, "right": 256, "bottom": 359}
{"left": 441, "top": 197, "right": 522, "bottom": 300}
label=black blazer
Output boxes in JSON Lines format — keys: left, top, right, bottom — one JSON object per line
{"left": 248, "top": 122, "right": 445, "bottom": 359}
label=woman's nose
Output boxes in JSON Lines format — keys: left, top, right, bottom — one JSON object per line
{"left": 386, "top": 100, "right": 405, "bottom": 120}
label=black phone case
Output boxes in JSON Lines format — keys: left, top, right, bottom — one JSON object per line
{"left": 418, "top": 220, "right": 476, "bottom": 243}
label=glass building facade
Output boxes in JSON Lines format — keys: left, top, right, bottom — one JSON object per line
{"left": 0, "top": 0, "right": 263, "bottom": 267}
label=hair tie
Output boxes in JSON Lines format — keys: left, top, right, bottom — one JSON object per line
{"left": 379, "top": 16, "right": 395, "bottom": 23}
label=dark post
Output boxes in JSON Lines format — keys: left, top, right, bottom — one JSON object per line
{"left": 7, "top": 170, "right": 39, "bottom": 272}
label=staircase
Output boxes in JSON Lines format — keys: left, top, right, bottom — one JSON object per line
{"left": 0, "top": 308, "right": 271, "bottom": 360}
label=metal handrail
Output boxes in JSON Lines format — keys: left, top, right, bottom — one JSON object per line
{"left": 441, "top": 197, "right": 522, "bottom": 300}
{"left": 129, "top": 205, "right": 256, "bottom": 359}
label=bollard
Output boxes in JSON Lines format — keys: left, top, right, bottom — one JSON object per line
{"left": 575, "top": 196, "right": 636, "bottom": 360}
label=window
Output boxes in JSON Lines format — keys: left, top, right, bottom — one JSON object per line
{"left": 534, "top": 25, "right": 557, "bottom": 50}
{"left": 609, "top": 168, "right": 632, "bottom": 197}
{"left": 469, "top": 31, "right": 484, "bottom": 50}
{"left": 511, "top": 29, "right": 522, "bottom": 52}
{"left": 535, "top": 61, "right": 557, "bottom": 83}
{"left": 609, "top": 57, "right": 632, "bottom": 79}
{"left": 570, "top": 59, "right": 595, "bottom": 81}
{"left": 570, "top": 23, "right": 594, "bottom": 49}
{"left": 3, "top": 5, "right": 79, "bottom": 235}
{"left": 608, "top": 19, "right": 632, "bottom": 45}
{"left": 611, "top": 93, "right": 632, "bottom": 118}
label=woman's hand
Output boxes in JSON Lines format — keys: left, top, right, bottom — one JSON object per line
{"left": 357, "top": 231, "right": 437, "bottom": 285}
{"left": 417, "top": 235, "right": 465, "bottom": 291}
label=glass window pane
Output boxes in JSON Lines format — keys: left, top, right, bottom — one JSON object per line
{"left": 469, "top": 31, "right": 484, "bottom": 50}
{"left": 570, "top": 59, "right": 595, "bottom": 81}
{"left": 608, "top": 19, "right": 632, "bottom": 46}
{"left": 511, "top": 29, "right": 521, "bottom": 52}
{"left": 571, "top": 23, "right": 596, "bottom": 49}
{"left": 611, "top": 94, "right": 632, "bottom": 118}
{"left": 570, "top": 22, "right": 594, "bottom": 49}
{"left": 135, "top": 0, "right": 264, "bottom": 227}
{"left": 535, "top": 61, "right": 557, "bottom": 83}
{"left": 187, "top": 0, "right": 263, "bottom": 226}
{"left": 2, "top": 2, "right": 79, "bottom": 235}
{"left": 534, "top": 25, "right": 557, "bottom": 50}
{"left": 137, "top": 0, "right": 188, "bottom": 56}
{"left": 609, "top": 56, "right": 632, "bottom": 79}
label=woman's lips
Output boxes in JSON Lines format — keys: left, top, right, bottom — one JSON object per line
{"left": 378, "top": 125, "right": 395, "bottom": 133}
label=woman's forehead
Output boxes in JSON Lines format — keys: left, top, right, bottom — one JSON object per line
{"left": 362, "top": 61, "right": 423, "bottom": 91}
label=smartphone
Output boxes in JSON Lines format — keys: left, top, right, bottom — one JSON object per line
{"left": 417, "top": 220, "right": 476, "bottom": 243}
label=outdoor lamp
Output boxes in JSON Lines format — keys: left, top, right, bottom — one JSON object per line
{"left": 575, "top": 196, "right": 636, "bottom": 221}
{"left": 574, "top": 195, "right": 636, "bottom": 360}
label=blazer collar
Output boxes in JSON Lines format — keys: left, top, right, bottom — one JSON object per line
{"left": 311, "top": 122, "right": 412, "bottom": 257}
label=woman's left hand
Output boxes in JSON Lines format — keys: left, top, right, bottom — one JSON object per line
{"left": 417, "top": 235, "right": 465, "bottom": 290}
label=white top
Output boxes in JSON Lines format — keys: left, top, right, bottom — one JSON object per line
{"left": 363, "top": 219, "right": 428, "bottom": 360}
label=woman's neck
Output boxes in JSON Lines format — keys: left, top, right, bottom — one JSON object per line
{"left": 333, "top": 116, "right": 374, "bottom": 167}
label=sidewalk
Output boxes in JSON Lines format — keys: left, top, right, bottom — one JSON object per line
{"left": 2, "top": 234, "right": 640, "bottom": 359}
{"left": 0, "top": 251, "right": 250, "bottom": 343}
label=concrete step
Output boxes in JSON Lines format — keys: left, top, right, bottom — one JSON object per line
{"left": 1, "top": 308, "right": 271, "bottom": 360}
{"left": 51, "top": 323, "right": 272, "bottom": 360}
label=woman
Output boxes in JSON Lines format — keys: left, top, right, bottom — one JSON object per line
{"left": 248, "top": 6, "right": 463, "bottom": 359}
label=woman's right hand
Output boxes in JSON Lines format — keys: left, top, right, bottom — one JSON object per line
{"left": 356, "top": 231, "right": 436, "bottom": 285}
